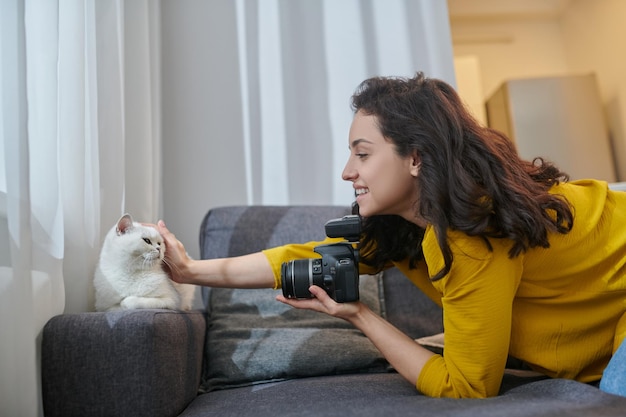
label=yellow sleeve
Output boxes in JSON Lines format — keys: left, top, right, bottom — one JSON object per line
{"left": 416, "top": 227, "right": 523, "bottom": 398}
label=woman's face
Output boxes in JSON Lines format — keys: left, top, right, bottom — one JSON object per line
{"left": 342, "top": 111, "right": 423, "bottom": 225}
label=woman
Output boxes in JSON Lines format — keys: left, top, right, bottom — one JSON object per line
{"left": 157, "top": 73, "right": 626, "bottom": 398}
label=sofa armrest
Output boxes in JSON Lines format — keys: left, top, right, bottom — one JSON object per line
{"left": 42, "top": 309, "right": 206, "bottom": 417}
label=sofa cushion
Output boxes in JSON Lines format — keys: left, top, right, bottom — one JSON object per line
{"left": 380, "top": 266, "right": 443, "bottom": 339}
{"left": 180, "top": 373, "right": 626, "bottom": 417}
{"left": 200, "top": 206, "right": 391, "bottom": 391}
{"left": 203, "top": 273, "right": 388, "bottom": 391}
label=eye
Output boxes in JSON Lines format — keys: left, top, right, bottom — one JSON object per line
{"left": 356, "top": 153, "right": 368, "bottom": 159}
{"left": 143, "top": 238, "right": 151, "bottom": 245}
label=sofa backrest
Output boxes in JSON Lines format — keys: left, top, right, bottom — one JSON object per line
{"left": 199, "top": 205, "right": 442, "bottom": 339}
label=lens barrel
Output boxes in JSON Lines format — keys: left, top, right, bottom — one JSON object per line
{"left": 281, "top": 258, "right": 321, "bottom": 299}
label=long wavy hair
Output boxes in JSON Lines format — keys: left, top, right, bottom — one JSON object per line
{"left": 352, "top": 73, "right": 573, "bottom": 281}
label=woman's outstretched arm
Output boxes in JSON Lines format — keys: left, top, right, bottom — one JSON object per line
{"left": 157, "top": 220, "right": 276, "bottom": 289}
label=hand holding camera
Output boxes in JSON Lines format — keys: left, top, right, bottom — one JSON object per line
{"left": 281, "top": 215, "right": 361, "bottom": 303}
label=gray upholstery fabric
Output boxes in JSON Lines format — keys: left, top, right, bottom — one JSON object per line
{"left": 203, "top": 274, "right": 387, "bottom": 391}
{"left": 41, "top": 309, "right": 205, "bottom": 417}
{"left": 382, "top": 266, "right": 443, "bottom": 339}
{"left": 179, "top": 373, "right": 626, "bottom": 417}
{"left": 199, "top": 205, "right": 352, "bottom": 258}
{"left": 200, "top": 206, "right": 388, "bottom": 390}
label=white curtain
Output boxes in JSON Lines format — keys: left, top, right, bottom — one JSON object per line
{"left": 236, "top": 0, "right": 456, "bottom": 206}
{"left": 0, "top": 0, "right": 454, "bottom": 414}
{"left": 230, "top": 0, "right": 455, "bottom": 206}
{"left": 0, "top": 0, "right": 161, "bottom": 415}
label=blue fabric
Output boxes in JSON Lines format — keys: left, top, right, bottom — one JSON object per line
{"left": 600, "top": 338, "right": 626, "bottom": 397}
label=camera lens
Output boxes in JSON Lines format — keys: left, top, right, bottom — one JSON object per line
{"left": 281, "top": 258, "right": 323, "bottom": 299}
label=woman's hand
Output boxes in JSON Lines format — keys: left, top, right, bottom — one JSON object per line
{"left": 276, "top": 285, "right": 364, "bottom": 322}
{"left": 157, "top": 220, "right": 193, "bottom": 284}
{"left": 154, "top": 220, "right": 276, "bottom": 289}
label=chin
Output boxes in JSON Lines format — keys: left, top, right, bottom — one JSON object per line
{"left": 355, "top": 206, "right": 375, "bottom": 218}
{"left": 355, "top": 199, "right": 385, "bottom": 218}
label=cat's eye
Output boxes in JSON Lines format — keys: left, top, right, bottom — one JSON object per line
{"left": 143, "top": 238, "right": 151, "bottom": 245}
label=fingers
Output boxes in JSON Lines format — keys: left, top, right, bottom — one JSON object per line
{"left": 308, "top": 285, "right": 331, "bottom": 300}
{"left": 276, "top": 294, "right": 324, "bottom": 312}
{"left": 157, "top": 220, "right": 170, "bottom": 236}
{"left": 157, "top": 222, "right": 183, "bottom": 282}
{"left": 157, "top": 220, "right": 181, "bottom": 247}
{"left": 276, "top": 285, "right": 334, "bottom": 312}
{"left": 277, "top": 285, "right": 362, "bottom": 321}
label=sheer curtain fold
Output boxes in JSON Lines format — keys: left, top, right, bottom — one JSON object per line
{"left": 0, "top": 0, "right": 452, "bottom": 414}
{"left": 1, "top": 2, "right": 40, "bottom": 416}
{"left": 124, "top": 0, "right": 163, "bottom": 222}
{"left": 236, "top": 0, "right": 454, "bottom": 206}
{"left": 0, "top": 1, "right": 161, "bottom": 415}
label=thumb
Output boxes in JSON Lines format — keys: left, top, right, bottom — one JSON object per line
{"left": 157, "top": 220, "right": 169, "bottom": 234}
{"left": 308, "top": 285, "right": 330, "bottom": 300}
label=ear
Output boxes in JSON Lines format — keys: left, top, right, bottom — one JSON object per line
{"left": 116, "top": 214, "right": 134, "bottom": 236}
{"left": 410, "top": 152, "right": 421, "bottom": 177}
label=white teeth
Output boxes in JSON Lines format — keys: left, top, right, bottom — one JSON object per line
{"left": 355, "top": 188, "right": 369, "bottom": 195}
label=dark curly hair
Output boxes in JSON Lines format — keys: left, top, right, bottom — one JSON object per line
{"left": 352, "top": 73, "right": 573, "bottom": 281}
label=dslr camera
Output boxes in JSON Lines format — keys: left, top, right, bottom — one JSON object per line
{"left": 281, "top": 215, "right": 360, "bottom": 303}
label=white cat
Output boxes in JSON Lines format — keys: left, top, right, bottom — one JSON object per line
{"left": 94, "top": 213, "right": 195, "bottom": 312}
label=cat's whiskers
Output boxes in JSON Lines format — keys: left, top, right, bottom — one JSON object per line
{"left": 162, "top": 258, "right": 184, "bottom": 280}
{"left": 133, "top": 252, "right": 158, "bottom": 271}
{"left": 142, "top": 257, "right": 151, "bottom": 271}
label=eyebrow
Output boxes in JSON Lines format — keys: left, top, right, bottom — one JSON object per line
{"left": 349, "top": 138, "right": 373, "bottom": 149}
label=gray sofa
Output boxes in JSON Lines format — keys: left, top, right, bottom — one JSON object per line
{"left": 41, "top": 205, "right": 626, "bottom": 417}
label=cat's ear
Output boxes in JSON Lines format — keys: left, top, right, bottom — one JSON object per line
{"left": 116, "top": 214, "right": 134, "bottom": 236}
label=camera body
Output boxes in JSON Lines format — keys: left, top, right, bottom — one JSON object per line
{"left": 281, "top": 215, "right": 360, "bottom": 303}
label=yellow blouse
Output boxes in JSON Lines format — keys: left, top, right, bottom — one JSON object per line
{"left": 263, "top": 179, "right": 626, "bottom": 398}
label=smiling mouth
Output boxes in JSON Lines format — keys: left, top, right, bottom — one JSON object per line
{"left": 355, "top": 188, "right": 369, "bottom": 197}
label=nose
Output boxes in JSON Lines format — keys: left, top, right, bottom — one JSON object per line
{"left": 342, "top": 160, "right": 357, "bottom": 181}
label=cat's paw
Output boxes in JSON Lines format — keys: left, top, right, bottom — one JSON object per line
{"left": 120, "top": 296, "right": 143, "bottom": 309}
{"left": 121, "top": 295, "right": 177, "bottom": 310}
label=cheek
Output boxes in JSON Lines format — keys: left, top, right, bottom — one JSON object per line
{"left": 381, "top": 168, "right": 416, "bottom": 201}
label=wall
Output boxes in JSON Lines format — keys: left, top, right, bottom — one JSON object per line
{"left": 454, "top": 55, "right": 486, "bottom": 125}
{"left": 451, "top": 19, "right": 569, "bottom": 99}
{"left": 561, "top": 0, "right": 626, "bottom": 180}
{"left": 161, "top": 0, "right": 248, "bottom": 259}
{"left": 451, "top": 0, "right": 626, "bottom": 181}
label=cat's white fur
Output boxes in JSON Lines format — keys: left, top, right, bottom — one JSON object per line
{"left": 94, "top": 214, "right": 195, "bottom": 312}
